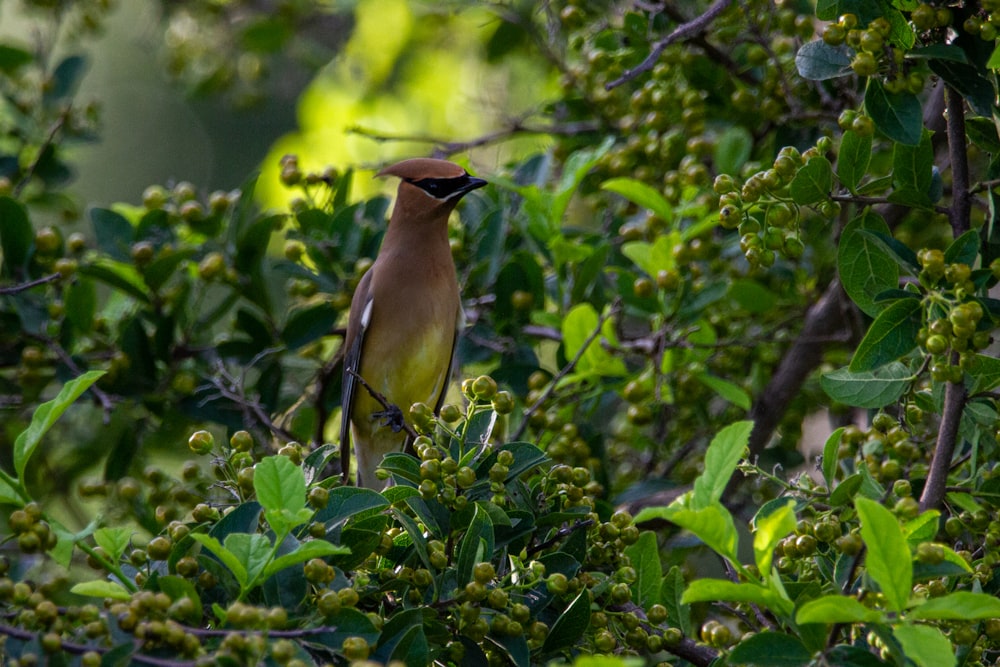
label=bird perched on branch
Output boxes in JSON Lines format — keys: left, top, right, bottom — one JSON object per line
{"left": 340, "top": 158, "right": 487, "bottom": 489}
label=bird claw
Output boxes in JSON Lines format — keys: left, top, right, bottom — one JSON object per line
{"left": 372, "top": 405, "right": 406, "bottom": 433}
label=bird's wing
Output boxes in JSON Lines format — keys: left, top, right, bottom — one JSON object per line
{"left": 340, "top": 270, "right": 375, "bottom": 484}
{"left": 433, "top": 317, "right": 461, "bottom": 414}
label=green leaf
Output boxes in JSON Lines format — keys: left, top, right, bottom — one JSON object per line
{"left": 796, "top": 595, "right": 883, "bottom": 624}
{"left": 930, "top": 59, "right": 994, "bottom": 117}
{"left": 254, "top": 455, "right": 306, "bottom": 515}
{"left": 78, "top": 259, "right": 151, "bottom": 304}
{"left": 966, "top": 116, "right": 1000, "bottom": 153}
{"left": 893, "top": 130, "right": 933, "bottom": 193}
{"left": 94, "top": 527, "right": 132, "bottom": 562}
{"left": 944, "top": 229, "right": 980, "bottom": 266}
{"left": 0, "top": 44, "right": 33, "bottom": 72}
{"left": 44, "top": 54, "right": 88, "bottom": 103}
{"left": 822, "top": 427, "right": 845, "bottom": 487}
{"left": 601, "top": 177, "right": 673, "bottom": 223}
{"left": 821, "top": 361, "right": 912, "bottom": 408}
{"left": 456, "top": 504, "right": 494, "bottom": 587}
{"left": 902, "top": 511, "right": 940, "bottom": 546}
{"left": 661, "top": 566, "right": 691, "bottom": 636}
{"left": 966, "top": 353, "right": 1000, "bottom": 394}
{"left": 282, "top": 303, "right": 339, "bottom": 350}
{"left": 892, "top": 624, "right": 955, "bottom": 667}
{"left": 65, "top": 277, "right": 97, "bottom": 333}
{"left": 224, "top": 533, "right": 272, "bottom": 589}
{"left": 0, "top": 476, "right": 24, "bottom": 506}
{"left": 190, "top": 533, "right": 249, "bottom": 589}
{"left": 728, "top": 279, "right": 778, "bottom": 314}
{"left": 637, "top": 500, "right": 739, "bottom": 564}
{"left": 624, "top": 531, "right": 661, "bottom": 609}
{"left": 727, "top": 631, "right": 813, "bottom": 667}
{"left": 693, "top": 421, "right": 752, "bottom": 508}
{"left": 839, "top": 211, "right": 899, "bottom": 317}
{"left": 69, "top": 580, "right": 132, "bottom": 601}
{"left": 621, "top": 233, "right": 679, "bottom": 278}
{"left": 865, "top": 78, "right": 922, "bottom": 146}
{"left": 856, "top": 497, "right": 912, "bottom": 613}
{"left": 795, "top": 40, "right": 852, "bottom": 80}
{"left": 838, "top": 131, "right": 872, "bottom": 193}
{"left": 682, "top": 579, "right": 793, "bottom": 617}
{"left": 15, "top": 371, "right": 105, "bottom": 480}
{"left": 561, "top": 303, "right": 626, "bottom": 377}
{"left": 908, "top": 44, "right": 968, "bottom": 63}
{"left": 848, "top": 298, "right": 921, "bottom": 372}
{"left": 752, "top": 499, "right": 796, "bottom": 576}
{"left": 908, "top": 591, "right": 1000, "bottom": 620}
{"left": 713, "top": 126, "right": 753, "bottom": 176}
{"left": 542, "top": 590, "right": 591, "bottom": 653}
{"left": 90, "top": 207, "right": 134, "bottom": 262}
{"left": 789, "top": 156, "right": 833, "bottom": 205}
{"left": 265, "top": 539, "right": 348, "bottom": 579}
{"left": 0, "top": 197, "right": 32, "bottom": 273}
{"left": 696, "top": 373, "right": 751, "bottom": 410}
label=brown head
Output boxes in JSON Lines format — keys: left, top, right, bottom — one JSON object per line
{"left": 377, "top": 158, "right": 487, "bottom": 216}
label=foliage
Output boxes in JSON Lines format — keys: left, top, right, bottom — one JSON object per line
{"left": 2, "top": 0, "right": 1000, "bottom": 666}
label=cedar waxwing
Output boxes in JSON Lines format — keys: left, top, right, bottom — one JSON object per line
{"left": 340, "top": 158, "right": 487, "bottom": 488}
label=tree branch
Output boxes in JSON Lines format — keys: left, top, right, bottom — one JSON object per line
{"left": 920, "top": 86, "right": 971, "bottom": 512}
{"left": 348, "top": 118, "right": 600, "bottom": 159}
{"left": 605, "top": 0, "right": 734, "bottom": 90}
{"left": 511, "top": 304, "right": 621, "bottom": 441}
{"left": 746, "top": 280, "right": 854, "bottom": 459}
{"left": 0, "top": 273, "right": 61, "bottom": 295}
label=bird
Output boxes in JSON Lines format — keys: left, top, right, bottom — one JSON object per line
{"left": 340, "top": 157, "right": 487, "bottom": 489}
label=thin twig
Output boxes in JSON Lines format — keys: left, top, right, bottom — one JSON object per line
{"left": 605, "top": 0, "right": 734, "bottom": 90}
{"left": 348, "top": 118, "right": 600, "bottom": 158}
{"left": 512, "top": 304, "right": 621, "bottom": 441}
{"left": 0, "top": 273, "right": 61, "bottom": 295}
{"left": 14, "top": 106, "right": 72, "bottom": 198}
{"left": 346, "top": 369, "right": 419, "bottom": 440}
{"left": 25, "top": 332, "right": 115, "bottom": 423}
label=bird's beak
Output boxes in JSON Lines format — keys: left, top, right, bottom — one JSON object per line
{"left": 459, "top": 176, "right": 488, "bottom": 196}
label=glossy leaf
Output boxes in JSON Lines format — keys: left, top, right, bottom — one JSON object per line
{"left": 848, "top": 298, "right": 921, "bottom": 372}
{"left": 822, "top": 427, "right": 844, "bottom": 487}
{"left": 693, "top": 420, "right": 752, "bottom": 508}
{"left": 856, "top": 497, "right": 912, "bottom": 613}
{"left": 795, "top": 40, "right": 852, "bottom": 80}
{"left": 0, "top": 197, "right": 32, "bottom": 273}
{"left": 561, "top": 303, "right": 626, "bottom": 377}
{"left": 637, "top": 500, "right": 738, "bottom": 563}
{"left": 696, "top": 372, "right": 751, "bottom": 410}
{"left": 838, "top": 211, "right": 898, "bottom": 317}
{"left": 908, "top": 591, "right": 1000, "bottom": 620}
{"left": 70, "top": 580, "right": 132, "bottom": 601}
{"left": 682, "top": 579, "right": 793, "bottom": 617}
{"left": 601, "top": 177, "right": 673, "bottom": 223}
{"left": 14, "top": 371, "right": 105, "bottom": 480}
{"left": 838, "top": 130, "right": 872, "bottom": 193}
{"left": 865, "top": 78, "right": 922, "bottom": 146}
{"left": 752, "top": 499, "right": 796, "bottom": 575}
{"left": 542, "top": 590, "right": 591, "bottom": 653}
{"left": 727, "top": 631, "right": 812, "bottom": 667}
{"left": 713, "top": 126, "right": 753, "bottom": 176}
{"left": 821, "top": 361, "right": 911, "bottom": 408}
{"left": 623, "top": 530, "right": 660, "bottom": 609}
{"left": 892, "top": 624, "right": 955, "bottom": 667}
{"left": 796, "top": 595, "right": 883, "bottom": 624}
{"left": 789, "top": 156, "right": 833, "bottom": 205}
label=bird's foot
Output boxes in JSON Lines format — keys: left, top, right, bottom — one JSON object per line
{"left": 372, "top": 405, "right": 406, "bottom": 433}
